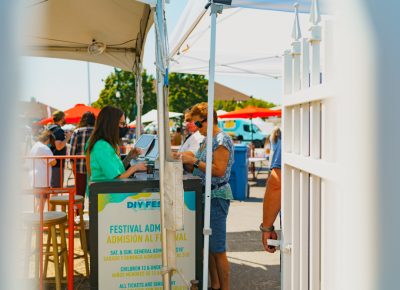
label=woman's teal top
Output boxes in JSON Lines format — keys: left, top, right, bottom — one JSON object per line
{"left": 89, "top": 139, "right": 125, "bottom": 182}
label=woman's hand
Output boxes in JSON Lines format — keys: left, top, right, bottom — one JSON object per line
{"left": 127, "top": 147, "right": 142, "bottom": 159}
{"left": 181, "top": 152, "right": 195, "bottom": 165}
{"left": 133, "top": 162, "right": 147, "bottom": 172}
{"left": 119, "top": 162, "right": 147, "bottom": 179}
{"left": 123, "top": 147, "right": 143, "bottom": 168}
{"left": 181, "top": 152, "right": 196, "bottom": 173}
{"left": 171, "top": 152, "right": 181, "bottom": 160}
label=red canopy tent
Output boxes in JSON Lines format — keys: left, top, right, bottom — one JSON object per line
{"left": 38, "top": 104, "right": 101, "bottom": 125}
{"left": 219, "top": 106, "right": 281, "bottom": 142}
{"left": 218, "top": 106, "right": 281, "bottom": 119}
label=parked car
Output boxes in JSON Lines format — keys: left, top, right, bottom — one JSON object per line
{"left": 218, "top": 119, "right": 267, "bottom": 148}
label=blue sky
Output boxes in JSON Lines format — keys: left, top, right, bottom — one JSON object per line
{"left": 20, "top": 1, "right": 282, "bottom": 111}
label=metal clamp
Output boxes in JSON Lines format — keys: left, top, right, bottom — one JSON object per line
{"left": 209, "top": 3, "right": 224, "bottom": 15}
{"left": 203, "top": 228, "right": 212, "bottom": 236}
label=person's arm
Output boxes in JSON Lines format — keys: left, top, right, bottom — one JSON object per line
{"left": 122, "top": 147, "right": 142, "bottom": 168}
{"left": 55, "top": 131, "right": 72, "bottom": 151}
{"left": 122, "top": 156, "right": 131, "bottom": 169}
{"left": 182, "top": 145, "right": 229, "bottom": 177}
{"left": 171, "top": 152, "right": 181, "bottom": 159}
{"left": 180, "top": 151, "right": 195, "bottom": 172}
{"left": 117, "top": 162, "right": 147, "bottom": 179}
{"left": 261, "top": 174, "right": 281, "bottom": 253}
{"left": 44, "top": 147, "right": 57, "bottom": 166}
{"left": 94, "top": 141, "right": 147, "bottom": 180}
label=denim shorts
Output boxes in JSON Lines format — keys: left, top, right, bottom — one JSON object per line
{"left": 210, "top": 198, "right": 230, "bottom": 253}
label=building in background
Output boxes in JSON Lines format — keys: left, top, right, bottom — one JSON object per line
{"left": 20, "top": 98, "right": 59, "bottom": 124}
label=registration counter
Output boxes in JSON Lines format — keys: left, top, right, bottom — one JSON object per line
{"left": 89, "top": 175, "right": 203, "bottom": 290}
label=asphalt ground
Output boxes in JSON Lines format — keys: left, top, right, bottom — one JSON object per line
{"left": 227, "top": 172, "right": 281, "bottom": 290}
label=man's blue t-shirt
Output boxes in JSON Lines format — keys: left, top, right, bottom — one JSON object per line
{"left": 270, "top": 137, "right": 281, "bottom": 169}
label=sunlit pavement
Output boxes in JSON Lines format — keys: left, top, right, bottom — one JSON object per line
{"left": 227, "top": 173, "right": 281, "bottom": 290}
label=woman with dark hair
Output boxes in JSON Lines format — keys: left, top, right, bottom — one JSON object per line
{"left": 70, "top": 111, "right": 96, "bottom": 199}
{"left": 86, "top": 106, "right": 146, "bottom": 187}
{"left": 77, "top": 111, "right": 96, "bottom": 128}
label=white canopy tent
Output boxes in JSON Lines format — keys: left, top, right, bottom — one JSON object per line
{"left": 23, "top": 0, "right": 154, "bottom": 140}
{"left": 24, "top": 0, "right": 153, "bottom": 71}
{"left": 129, "top": 109, "right": 182, "bottom": 125}
{"left": 170, "top": 0, "right": 327, "bottom": 78}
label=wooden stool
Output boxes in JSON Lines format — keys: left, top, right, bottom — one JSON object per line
{"left": 49, "top": 194, "right": 90, "bottom": 276}
{"left": 24, "top": 211, "right": 68, "bottom": 290}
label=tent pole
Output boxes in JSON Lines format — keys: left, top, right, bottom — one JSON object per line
{"left": 87, "top": 62, "right": 91, "bottom": 105}
{"left": 251, "top": 117, "right": 254, "bottom": 144}
{"left": 155, "top": 0, "right": 171, "bottom": 289}
{"left": 135, "top": 61, "right": 143, "bottom": 141}
{"left": 203, "top": 3, "right": 223, "bottom": 290}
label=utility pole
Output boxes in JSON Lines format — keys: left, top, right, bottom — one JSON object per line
{"left": 87, "top": 62, "right": 92, "bottom": 105}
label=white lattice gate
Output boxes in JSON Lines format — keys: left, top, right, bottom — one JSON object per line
{"left": 281, "top": 2, "right": 336, "bottom": 290}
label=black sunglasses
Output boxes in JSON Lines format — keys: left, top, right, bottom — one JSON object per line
{"left": 194, "top": 118, "right": 207, "bottom": 128}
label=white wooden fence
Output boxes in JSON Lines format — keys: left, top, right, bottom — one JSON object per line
{"left": 281, "top": 2, "right": 336, "bottom": 290}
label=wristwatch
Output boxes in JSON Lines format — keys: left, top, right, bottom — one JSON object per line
{"left": 259, "top": 223, "right": 275, "bottom": 233}
{"left": 193, "top": 159, "right": 201, "bottom": 168}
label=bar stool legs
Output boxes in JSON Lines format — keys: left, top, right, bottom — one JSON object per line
{"left": 50, "top": 225, "right": 61, "bottom": 290}
{"left": 59, "top": 222, "right": 68, "bottom": 279}
{"left": 43, "top": 222, "right": 69, "bottom": 283}
{"left": 49, "top": 194, "right": 90, "bottom": 276}
{"left": 77, "top": 204, "right": 90, "bottom": 275}
{"left": 23, "top": 227, "right": 41, "bottom": 289}
{"left": 24, "top": 212, "right": 68, "bottom": 290}
{"left": 43, "top": 229, "right": 51, "bottom": 279}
